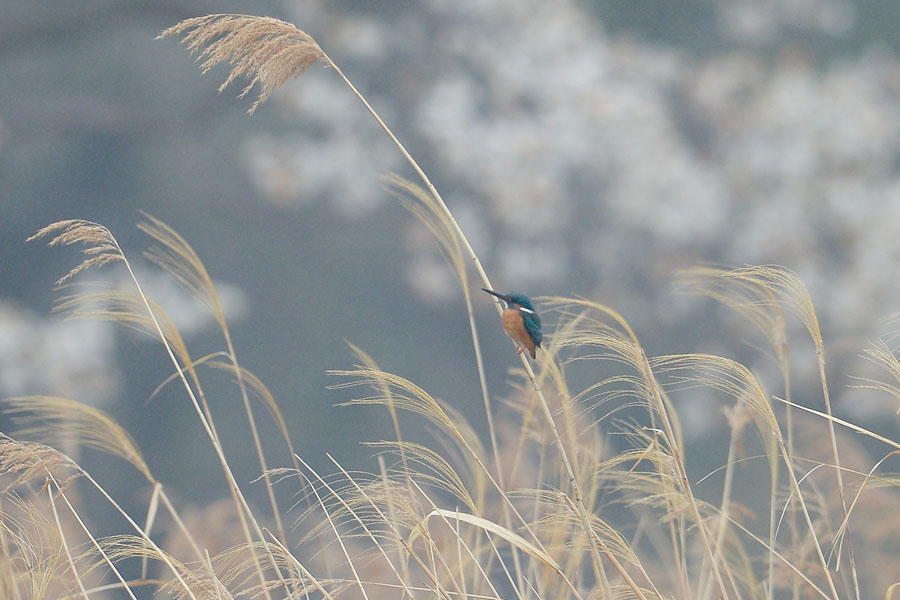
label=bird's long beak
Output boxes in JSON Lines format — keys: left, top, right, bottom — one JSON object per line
{"left": 482, "top": 288, "right": 510, "bottom": 309}
{"left": 481, "top": 288, "right": 506, "bottom": 301}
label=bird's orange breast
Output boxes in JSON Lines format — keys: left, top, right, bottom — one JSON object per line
{"left": 501, "top": 307, "right": 537, "bottom": 358}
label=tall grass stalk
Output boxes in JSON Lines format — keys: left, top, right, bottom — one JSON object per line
{"left": 160, "top": 17, "right": 613, "bottom": 595}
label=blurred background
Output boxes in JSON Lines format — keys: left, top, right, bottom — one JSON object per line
{"left": 3, "top": 0, "right": 900, "bottom": 514}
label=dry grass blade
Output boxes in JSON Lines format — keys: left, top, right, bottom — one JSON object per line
{"left": 385, "top": 175, "right": 513, "bottom": 574}
{"left": 599, "top": 442, "right": 683, "bottom": 514}
{"left": 29, "top": 219, "right": 205, "bottom": 406}
{"left": 532, "top": 492, "right": 661, "bottom": 600}
{"left": 213, "top": 541, "right": 332, "bottom": 599}
{"left": 154, "top": 539, "right": 314, "bottom": 600}
{"left": 645, "top": 354, "right": 784, "bottom": 597}
{"left": 32, "top": 215, "right": 290, "bottom": 597}
{"left": 0, "top": 493, "right": 76, "bottom": 598}
{"left": 651, "top": 353, "right": 779, "bottom": 458}
{"left": 27, "top": 220, "right": 123, "bottom": 285}
{"left": 138, "top": 213, "right": 224, "bottom": 326}
{"left": 3, "top": 397, "right": 153, "bottom": 482}
{"left": 330, "top": 364, "right": 488, "bottom": 508}
{"left": 678, "top": 265, "right": 821, "bottom": 350}
{"left": 135, "top": 215, "right": 291, "bottom": 580}
{"left": 329, "top": 363, "right": 566, "bottom": 595}
{"left": 385, "top": 175, "right": 465, "bottom": 284}
{"left": 540, "top": 296, "right": 641, "bottom": 346}
{"left": 205, "top": 359, "right": 293, "bottom": 447}
{"left": 329, "top": 366, "right": 460, "bottom": 443}
{"left": 368, "top": 441, "right": 477, "bottom": 512}
{"left": 346, "top": 343, "right": 413, "bottom": 484}
{"left": 55, "top": 286, "right": 199, "bottom": 390}
{"left": 142, "top": 213, "right": 292, "bottom": 544}
{"left": 91, "top": 535, "right": 202, "bottom": 599}
{"left": 710, "top": 506, "right": 833, "bottom": 599}
{"left": 159, "top": 14, "right": 326, "bottom": 113}
{"left": 829, "top": 450, "right": 900, "bottom": 564}
{"left": 770, "top": 397, "right": 900, "bottom": 451}
{"left": 550, "top": 320, "right": 664, "bottom": 428}
{"left": 678, "top": 265, "right": 789, "bottom": 362}
{"left": 679, "top": 265, "right": 809, "bottom": 596}
{"left": 423, "top": 509, "right": 561, "bottom": 574}
{"left": 854, "top": 339, "right": 900, "bottom": 413}
{"left": 888, "top": 582, "right": 900, "bottom": 600}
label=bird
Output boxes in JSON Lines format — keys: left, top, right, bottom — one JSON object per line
{"left": 482, "top": 288, "right": 543, "bottom": 359}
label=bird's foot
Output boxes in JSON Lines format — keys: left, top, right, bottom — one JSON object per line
{"left": 516, "top": 347, "right": 525, "bottom": 356}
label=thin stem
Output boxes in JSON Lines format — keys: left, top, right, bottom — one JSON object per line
{"left": 302, "top": 455, "right": 453, "bottom": 600}
{"left": 700, "top": 404, "right": 740, "bottom": 600}
{"left": 639, "top": 350, "right": 730, "bottom": 600}
{"left": 158, "top": 487, "right": 204, "bottom": 561}
{"left": 116, "top": 244, "right": 286, "bottom": 599}
{"left": 815, "top": 349, "right": 859, "bottom": 599}
{"left": 459, "top": 278, "right": 527, "bottom": 594}
{"left": 48, "top": 477, "right": 143, "bottom": 600}
{"left": 263, "top": 530, "right": 339, "bottom": 600}
{"left": 223, "top": 332, "right": 288, "bottom": 544}
{"left": 773, "top": 435, "right": 839, "bottom": 599}
{"left": 320, "top": 51, "right": 606, "bottom": 597}
{"left": 47, "top": 486, "right": 91, "bottom": 600}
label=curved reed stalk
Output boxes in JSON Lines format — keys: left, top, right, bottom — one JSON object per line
{"left": 681, "top": 265, "right": 854, "bottom": 598}
{"left": 678, "top": 266, "right": 792, "bottom": 598}
{"left": 138, "top": 213, "right": 289, "bottom": 544}
{"left": 161, "top": 13, "right": 611, "bottom": 595}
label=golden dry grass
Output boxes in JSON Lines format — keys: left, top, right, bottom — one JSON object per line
{"left": 12, "top": 215, "right": 900, "bottom": 598}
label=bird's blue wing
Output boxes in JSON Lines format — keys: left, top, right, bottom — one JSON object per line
{"left": 523, "top": 312, "right": 542, "bottom": 348}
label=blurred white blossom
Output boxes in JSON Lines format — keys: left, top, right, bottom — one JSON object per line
{"left": 0, "top": 301, "right": 118, "bottom": 403}
{"left": 0, "top": 268, "right": 247, "bottom": 404}
{"left": 719, "top": 0, "right": 856, "bottom": 41}
{"left": 243, "top": 63, "right": 400, "bottom": 217}
{"left": 111, "top": 268, "right": 249, "bottom": 338}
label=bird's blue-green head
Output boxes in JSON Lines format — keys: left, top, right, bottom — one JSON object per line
{"left": 505, "top": 292, "right": 535, "bottom": 312}
{"left": 482, "top": 289, "right": 535, "bottom": 312}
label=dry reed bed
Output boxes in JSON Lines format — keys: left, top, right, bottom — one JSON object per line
{"left": 1, "top": 13, "right": 898, "bottom": 600}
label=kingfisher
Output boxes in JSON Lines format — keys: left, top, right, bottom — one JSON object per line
{"left": 482, "top": 288, "right": 543, "bottom": 359}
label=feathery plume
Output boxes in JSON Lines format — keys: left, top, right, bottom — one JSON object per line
{"left": 27, "top": 220, "right": 123, "bottom": 285}
{"left": 159, "top": 14, "right": 327, "bottom": 113}
{"left": 3, "top": 397, "right": 153, "bottom": 482}
{"left": 0, "top": 436, "right": 79, "bottom": 492}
